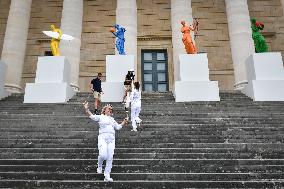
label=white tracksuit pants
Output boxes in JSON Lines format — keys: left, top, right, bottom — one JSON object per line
{"left": 131, "top": 106, "right": 141, "bottom": 130}
{"left": 97, "top": 133, "right": 115, "bottom": 177}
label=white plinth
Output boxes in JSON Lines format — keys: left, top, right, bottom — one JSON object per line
{"left": 24, "top": 56, "right": 75, "bottom": 103}
{"left": 175, "top": 81, "right": 220, "bottom": 102}
{"left": 101, "top": 82, "right": 124, "bottom": 102}
{"left": 174, "top": 54, "right": 220, "bottom": 102}
{"left": 0, "top": 62, "right": 10, "bottom": 100}
{"left": 243, "top": 52, "right": 284, "bottom": 101}
{"left": 35, "top": 56, "right": 71, "bottom": 83}
{"left": 101, "top": 55, "right": 135, "bottom": 102}
{"left": 106, "top": 55, "right": 135, "bottom": 82}
{"left": 179, "top": 54, "right": 209, "bottom": 81}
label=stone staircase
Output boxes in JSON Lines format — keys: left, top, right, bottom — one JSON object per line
{"left": 0, "top": 92, "right": 283, "bottom": 188}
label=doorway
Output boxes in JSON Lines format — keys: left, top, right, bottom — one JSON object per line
{"left": 141, "top": 50, "right": 169, "bottom": 92}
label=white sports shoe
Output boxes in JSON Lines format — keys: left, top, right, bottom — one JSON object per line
{"left": 131, "top": 129, "right": 137, "bottom": 132}
{"left": 137, "top": 119, "right": 142, "bottom": 127}
{"left": 104, "top": 176, "right": 113, "bottom": 182}
{"left": 97, "top": 167, "right": 102, "bottom": 174}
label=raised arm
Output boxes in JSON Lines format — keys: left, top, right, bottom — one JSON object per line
{"left": 83, "top": 101, "right": 93, "bottom": 117}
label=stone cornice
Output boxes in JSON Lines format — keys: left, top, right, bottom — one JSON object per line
{"left": 138, "top": 36, "right": 172, "bottom": 41}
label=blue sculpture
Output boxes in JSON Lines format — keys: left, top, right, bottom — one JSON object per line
{"left": 110, "top": 24, "right": 126, "bottom": 55}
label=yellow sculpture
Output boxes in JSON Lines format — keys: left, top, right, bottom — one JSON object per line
{"left": 50, "top": 25, "right": 62, "bottom": 56}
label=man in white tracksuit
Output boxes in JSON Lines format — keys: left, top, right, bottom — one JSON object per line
{"left": 130, "top": 81, "right": 142, "bottom": 132}
{"left": 83, "top": 101, "right": 128, "bottom": 182}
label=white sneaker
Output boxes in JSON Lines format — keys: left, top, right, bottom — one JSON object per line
{"left": 137, "top": 122, "right": 141, "bottom": 127}
{"left": 137, "top": 119, "right": 142, "bottom": 127}
{"left": 97, "top": 167, "right": 102, "bottom": 174}
{"left": 131, "top": 129, "right": 137, "bottom": 132}
{"left": 104, "top": 176, "right": 113, "bottom": 182}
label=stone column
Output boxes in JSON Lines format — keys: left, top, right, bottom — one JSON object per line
{"left": 225, "top": 0, "right": 255, "bottom": 90}
{"left": 116, "top": 0, "right": 137, "bottom": 74}
{"left": 59, "top": 0, "right": 83, "bottom": 92}
{"left": 171, "top": 0, "right": 194, "bottom": 81}
{"left": 1, "top": 0, "right": 32, "bottom": 93}
{"left": 282, "top": 0, "right": 284, "bottom": 16}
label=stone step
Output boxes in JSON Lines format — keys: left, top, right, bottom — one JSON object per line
{"left": 0, "top": 142, "right": 283, "bottom": 149}
{"left": 0, "top": 180, "right": 283, "bottom": 189}
{"left": 0, "top": 132, "right": 281, "bottom": 139}
{"left": 0, "top": 152, "right": 280, "bottom": 159}
{"left": 1, "top": 139, "right": 283, "bottom": 147}
{"left": 0, "top": 159, "right": 283, "bottom": 166}
{"left": 0, "top": 147, "right": 234, "bottom": 154}
{"left": 1, "top": 117, "right": 284, "bottom": 124}
{"left": 1, "top": 122, "right": 283, "bottom": 129}
{"left": 0, "top": 163, "right": 283, "bottom": 173}
{"left": 1, "top": 146, "right": 282, "bottom": 155}
{"left": 0, "top": 172, "right": 283, "bottom": 181}
{"left": 0, "top": 92, "right": 283, "bottom": 188}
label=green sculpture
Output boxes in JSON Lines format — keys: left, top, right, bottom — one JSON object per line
{"left": 251, "top": 18, "right": 268, "bottom": 53}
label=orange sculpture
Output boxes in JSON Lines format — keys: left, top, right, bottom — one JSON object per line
{"left": 181, "top": 20, "right": 198, "bottom": 54}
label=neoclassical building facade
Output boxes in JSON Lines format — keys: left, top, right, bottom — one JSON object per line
{"left": 0, "top": 0, "right": 284, "bottom": 93}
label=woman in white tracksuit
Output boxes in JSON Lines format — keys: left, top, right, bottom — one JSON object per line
{"left": 83, "top": 101, "right": 128, "bottom": 182}
{"left": 130, "top": 82, "right": 142, "bottom": 132}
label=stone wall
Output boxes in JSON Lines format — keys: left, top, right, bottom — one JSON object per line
{"left": 0, "top": 0, "right": 11, "bottom": 56}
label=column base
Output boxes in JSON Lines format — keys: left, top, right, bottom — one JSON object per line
{"left": 70, "top": 83, "right": 80, "bottom": 92}
{"left": 234, "top": 81, "right": 248, "bottom": 91}
{"left": 0, "top": 63, "right": 11, "bottom": 99}
{"left": 5, "top": 84, "right": 23, "bottom": 93}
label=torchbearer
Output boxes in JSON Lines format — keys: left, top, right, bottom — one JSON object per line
{"left": 83, "top": 101, "right": 128, "bottom": 182}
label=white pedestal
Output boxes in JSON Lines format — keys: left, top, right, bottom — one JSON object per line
{"left": 179, "top": 54, "right": 210, "bottom": 81}
{"left": 102, "top": 55, "right": 135, "bottom": 102}
{"left": 106, "top": 55, "right": 135, "bottom": 82}
{"left": 24, "top": 56, "right": 75, "bottom": 103}
{"left": 101, "top": 82, "right": 124, "bottom": 102}
{"left": 174, "top": 54, "right": 220, "bottom": 102}
{"left": 243, "top": 52, "right": 284, "bottom": 101}
{"left": 0, "top": 62, "right": 10, "bottom": 100}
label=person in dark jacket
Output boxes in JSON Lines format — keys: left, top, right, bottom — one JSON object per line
{"left": 90, "top": 73, "right": 103, "bottom": 114}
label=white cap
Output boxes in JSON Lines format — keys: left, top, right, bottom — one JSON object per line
{"left": 129, "top": 68, "right": 134, "bottom": 72}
